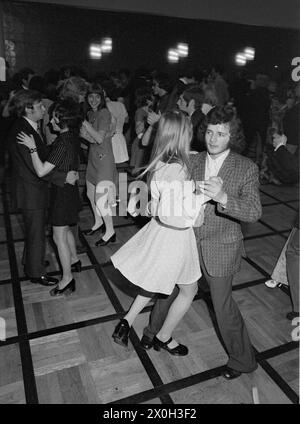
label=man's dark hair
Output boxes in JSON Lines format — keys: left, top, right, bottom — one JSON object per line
{"left": 206, "top": 105, "right": 246, "bottom": 153}
{"left": 154, "top": 73, "right": 172, "bottom": 93}
{"left": 182, "top": 85, "right": 204, "bottom": 110}
{"left": 9, "top": 89, "right": 42, "bottom": 118}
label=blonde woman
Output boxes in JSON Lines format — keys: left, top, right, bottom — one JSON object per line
{"left": 111, "top": 110, "right": 210, "bottom": 355}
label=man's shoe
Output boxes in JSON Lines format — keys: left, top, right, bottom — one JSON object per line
{"left": 30, "top": 275, "right": 58, "bottom": 286}
{"left": 140, "top": 335, "right": 154, "bottom": 350}
{"left": 286, "top": 311, "right": 299, "bottom": 321}
{"left": 221, "top": 366, "right": 242, "bottom": 380}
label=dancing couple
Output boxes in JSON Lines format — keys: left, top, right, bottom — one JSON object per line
{"left": 111, "top": 106, "right": 262, "bottom": 380}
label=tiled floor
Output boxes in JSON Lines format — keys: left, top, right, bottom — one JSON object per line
{"left": 0, "top": 167, "right": 298, "bottom": 404}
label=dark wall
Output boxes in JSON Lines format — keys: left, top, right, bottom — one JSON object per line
{"left": 2, "top": 0, "right": 300, "bottom": 79}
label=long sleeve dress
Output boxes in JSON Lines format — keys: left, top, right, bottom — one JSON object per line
{"left": 46, "top": 131, "right": 81, "bottom": 226}
{"left": 86, "top": 108, "right": 117, "bottom": 188}
{"left": 111, "top": 161, "right": 208, "bottom": 295}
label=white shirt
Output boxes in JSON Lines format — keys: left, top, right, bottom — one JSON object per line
{"left": 204, "top": 149, "right": 230, "bottom": 209}
{"left": 205, "top": 149, "right": 230, "bottom": 180}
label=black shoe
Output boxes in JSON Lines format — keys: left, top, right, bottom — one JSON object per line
{"left": 221, "top": 366, "right": 242, "bottom": 380}
{"left": 95, "top": 233, "right": 116, "bottom": 247}
{"left": 50, "top": 279, "right": 76, "bottom": 296}
{"left": 76, "top": 245, "right": 87, "bottom": 254}
{"left": 153, "top": 336, "right": 188, "bottom": 356}
{"left": 286, "top": 311, "right": 299, "bottom": 320}
{"left": 30, "top": 275, "right": 58, "bottom": 286}
{"left": 140, "top": 335, "right": 154, "bottom": 350}
{"left": 112, "top": 319, "right": 130, "bottom": 347}
{"left": 82, "top": 225, "right": 104, "bottom": 236}
{"left": 71, "top": 260, "right": 82, "bottom": 273}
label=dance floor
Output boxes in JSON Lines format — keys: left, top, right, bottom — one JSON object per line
{"left": 0, "top": 164, "right": 298, "bottom": 404}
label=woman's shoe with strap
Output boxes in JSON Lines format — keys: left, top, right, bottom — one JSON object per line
{"left": 153, "top": 336, "right": 188, "bottom": 356}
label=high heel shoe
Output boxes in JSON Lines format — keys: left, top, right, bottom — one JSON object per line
{"left": 95, "top": 233, "right": 116, "bottom": 247}
{"left": 153, "top": 336, "right": 188, "bottom": 356}
{"left": 71, "top": 260, "right": 82, "bottom": 273}
{"left": 112, "top": 319, "right": 130, "bottom": 347}
{"left": 82, "top": 224, "right": 104, "bottom": 236}
{"left": 50, "top": 279, "right": 76, "bottom": 297}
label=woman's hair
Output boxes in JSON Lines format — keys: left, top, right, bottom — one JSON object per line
{"left": 205, "top": 105, "right": 246, "bottom": 153}
{"left": 86, "top": 82, "right": 106, "bottom": 110}
{"left": 51, "top": 98, "right": 83, "bottom": 133}
{"left": 60, "top": 76, "right": 87, "bottom": 102}
{"left": 140, "top": 109, "right": 193, "bottom": 183}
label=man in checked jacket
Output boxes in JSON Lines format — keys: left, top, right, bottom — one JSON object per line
{"left": 140, "top": 106, "right": 262, "bottom": 380}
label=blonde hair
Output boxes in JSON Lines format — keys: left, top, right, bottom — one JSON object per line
{"left": 140, "top": 110, "right": 193, "bottom": 183}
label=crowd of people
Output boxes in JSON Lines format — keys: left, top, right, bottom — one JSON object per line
{"left": 0, "top": 63, "right": 298, "bottom": 381}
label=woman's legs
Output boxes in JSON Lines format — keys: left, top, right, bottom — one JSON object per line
{"left": 86, "top": 180, "right": 103, "bottom": 230}
{"left": 123, "top": 295, "right": 152, "bottom": 326}
{"left": 95, "top": 185, "right": 115, "bottom": 241}
{"left": 52, "top": 225, "right": 73, "bottom": 288}
{"left": 67, "top": 227, "right": 79, "bottom": 264}
{"left": 156, "top": 282, "right": 198, "bottom": 348}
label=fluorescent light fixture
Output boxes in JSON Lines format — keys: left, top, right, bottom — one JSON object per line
{"left": 101, "top": 37, "right": 112, "bottom": 53}
{"left": 177, "top": 43, "right": 189, "bottom": 57}
{"left": 89, "top": 43, "right": 102, "bottom": 59}
{"left": 244, "top": 47, "right": 255, "bottom": 60}
{"left": 235, "top": 53, "right": 247, "bottom": 66}
{"left": 168, "top": 49, "right": 179, "bottom": 63}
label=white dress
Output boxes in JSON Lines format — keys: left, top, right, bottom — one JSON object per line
{"left": 111, "top": 161, "right": 207, "bottom": 295}
{"left": 107, "top": 101, "right": 129, "bottom": 163}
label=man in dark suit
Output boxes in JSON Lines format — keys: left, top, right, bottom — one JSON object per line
{"left": 177, "top": 84, "right": 206, "bottom": 152}
{"left": 140, "top": 106, "right": 262, "bottom": 379}
{"left": 8, "top": 89, "right": 78, "bottom": 286}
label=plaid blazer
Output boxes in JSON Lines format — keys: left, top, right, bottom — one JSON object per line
{"left": 190, "top": 151, "right": 262, "bottom": 277}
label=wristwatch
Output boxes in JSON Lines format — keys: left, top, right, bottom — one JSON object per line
{"left": 29, "top": 147, "right": 37, "bottom": 154}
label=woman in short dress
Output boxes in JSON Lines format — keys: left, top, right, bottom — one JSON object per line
{"left": 111, "top": 110, "right": 210, "bottom": 354}
{"left": 17, "top": 98, "right": 82, "bottom": 295}
{"left": 80, "top": 83, "right": 118, "bottom": 246}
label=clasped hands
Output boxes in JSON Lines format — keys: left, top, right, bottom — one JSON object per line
{"left": 197, "top": 176, "right": 227, "bottom": 205}
{"left": 147, "top": 110, "right": 161, "bottom": 126}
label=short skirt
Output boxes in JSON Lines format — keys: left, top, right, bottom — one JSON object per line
{"left": 49, "top": 183, "right": 81, "bottom": 226}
